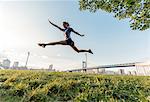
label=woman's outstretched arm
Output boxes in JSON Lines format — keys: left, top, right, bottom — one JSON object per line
{"left": 48, "top": 19, "right": 64, "bottom": 31}
{"left": 72, "top": 28, "right": 84, "bottom": 37}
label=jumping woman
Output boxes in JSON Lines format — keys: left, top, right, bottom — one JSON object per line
{"left": 38, "top": 19, "right": 93, "bottom": 54}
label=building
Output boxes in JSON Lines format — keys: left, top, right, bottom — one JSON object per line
{"left": 49, "top": 64, "right": 53, "bottom": 70}
{"left": 12, "top": 61, "right": 19, "bottom": 69}
{"left": 2, "top": 59, "right": 11, "bottom": 69}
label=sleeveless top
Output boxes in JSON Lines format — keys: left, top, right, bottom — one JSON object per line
{"left": 64, "top": 27, "right": 72, "bottom": 40}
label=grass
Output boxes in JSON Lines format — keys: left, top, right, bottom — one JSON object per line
{"left": 0, "top": 69, "right": 150, "bottom": 102}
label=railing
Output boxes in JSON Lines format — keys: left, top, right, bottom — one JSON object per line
{"left": 66, "top": 62, "right": 138, "bottom": 72}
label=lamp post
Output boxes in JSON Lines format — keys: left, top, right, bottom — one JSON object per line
{"left": 25, "top": 52, "right": 30, "bottom": 68}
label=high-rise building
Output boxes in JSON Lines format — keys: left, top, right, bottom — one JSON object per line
{"left": 49, "top": 64, "right": 53, "bottom": 69}
{"left": 2, "top": 59, "right": 11, "bottom": 69}
{"left": 12, "top": 61, "right": 19, "bottom": 68}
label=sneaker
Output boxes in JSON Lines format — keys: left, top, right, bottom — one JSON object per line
{"left": 38, "top": 43, "right": 46, "bottom": 48}
{"left": 89, "top": 49, "right": 93, "bottom": 54}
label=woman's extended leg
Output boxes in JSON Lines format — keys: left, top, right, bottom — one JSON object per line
{"left": 70, "top": 45, "right": 93, "bottom": 54}
{"left": 38, "top": 40, "right": 67, "bottom": 48}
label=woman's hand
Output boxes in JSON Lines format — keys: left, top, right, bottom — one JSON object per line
{"left": 80, "top": 34, "right": 85, "bottom": 37}
{"left": 48, "top": 19, "right": 52, "bottom": 23}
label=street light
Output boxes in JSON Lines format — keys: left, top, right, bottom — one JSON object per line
{"left": 25, "top": 52, "right": 30, "bottom": 68}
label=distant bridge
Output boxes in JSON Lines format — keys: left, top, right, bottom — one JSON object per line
{"left": 66, "top": 62, "right": 150, "bottom": 76}
{"left": 66, "top": 62, "right": 139, "bottom": 72}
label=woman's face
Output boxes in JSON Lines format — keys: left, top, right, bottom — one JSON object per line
{"left": 63, "top": 24, "right": 68, "bottom": 28}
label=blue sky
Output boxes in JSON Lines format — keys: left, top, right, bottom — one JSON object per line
{"left": 0, "top": 1, "right": 149, "bottom": 71}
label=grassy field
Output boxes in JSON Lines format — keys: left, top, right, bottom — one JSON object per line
{"left": 0, "top": 70, "right": 150, "bottom": 102}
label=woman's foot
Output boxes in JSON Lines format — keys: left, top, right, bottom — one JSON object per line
{"left": 38, "top": 43, "right": 46, "bottom": 48}
{"left": 88, "top": 49, "right": 93, "bottom": 54}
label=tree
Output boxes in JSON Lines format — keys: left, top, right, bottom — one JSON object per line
{"left": 79, "top": 0, "right": 150, "bottom": 31}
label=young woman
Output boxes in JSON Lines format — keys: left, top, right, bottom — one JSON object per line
{"left": 38, "top": 19, "right": 93, "bottom": 54}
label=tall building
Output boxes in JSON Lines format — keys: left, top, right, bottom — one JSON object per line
{"left": 49, "top": 64, "right": 53, "bottom": 69}
{"left": 2, "top": 59, "right": 11, "bottom": 69}
{"left": 12, "top": 61, "right": 19, "bottom": 68}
